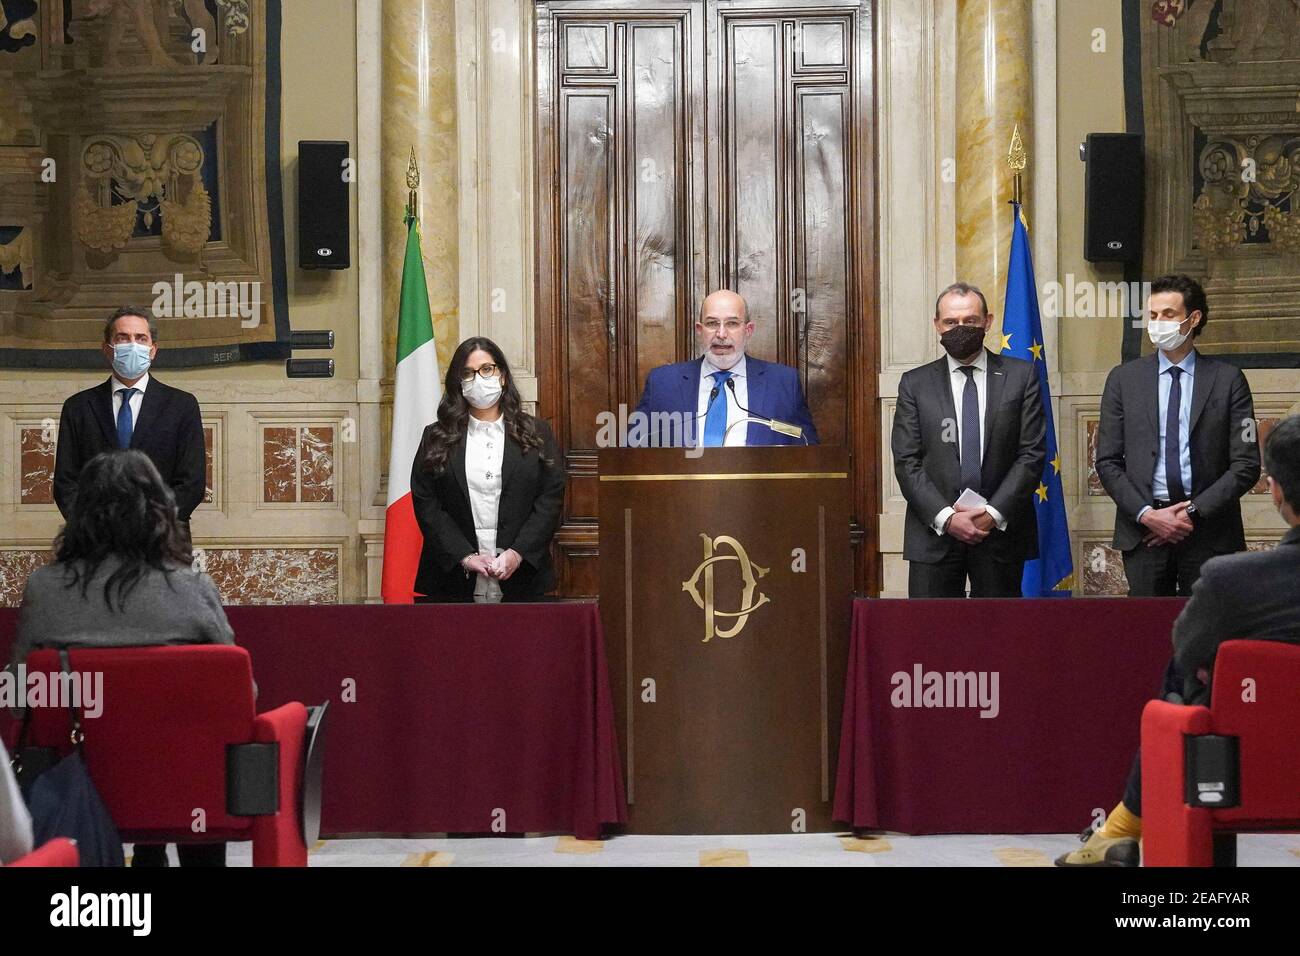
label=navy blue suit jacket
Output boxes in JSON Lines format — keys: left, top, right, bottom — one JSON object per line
{"left": 633, "top": 356, "right": 819, "bottom": 446}
{"left": 54, "top": 377, "right": 206, "bottom": 522}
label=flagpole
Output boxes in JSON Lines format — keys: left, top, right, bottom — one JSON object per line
{"left": 382, "top": 146, "right": 440, "bottom": 603}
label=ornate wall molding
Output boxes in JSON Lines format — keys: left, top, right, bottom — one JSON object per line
{"left": 1142, "top": 8, "right": 1300, "bottom": 361}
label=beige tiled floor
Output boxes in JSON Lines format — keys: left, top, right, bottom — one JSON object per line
{"left": 181, "top": 832, "right": 1300, "bottom": 867}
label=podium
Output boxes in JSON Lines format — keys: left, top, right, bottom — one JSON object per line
{"left": 598, "top": 446, "right": 852, "bottom": 833}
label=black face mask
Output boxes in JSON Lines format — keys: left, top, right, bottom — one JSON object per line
{"left": 940, "top": 324, "right": 986, "bottom": 361}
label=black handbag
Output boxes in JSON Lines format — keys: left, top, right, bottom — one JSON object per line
{"left": 10, "top": 698, "right": 61, "bottom": 801}
{"left": 10, "top": 650, "right": 124, "bottom": 867}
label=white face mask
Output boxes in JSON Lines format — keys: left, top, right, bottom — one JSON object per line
{"left": 1147, "top": 317, "right": 1191, "bottom": 352}
{"left": 463, "top": 373, "right": 503, "bottom": 410}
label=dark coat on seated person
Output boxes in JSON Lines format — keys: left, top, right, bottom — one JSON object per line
{"left": 1171, "top": 524, "right": 1300, "bottom": 704}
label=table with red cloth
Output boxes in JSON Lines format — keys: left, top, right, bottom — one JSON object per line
{"left": 833, "top": 597, "right": 1186, "bottom": 834}
{"left": 0, "top": 601, "right": 626, "bottom": 841}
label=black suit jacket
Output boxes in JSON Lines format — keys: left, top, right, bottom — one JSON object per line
{"left": 892, "top": 350, "right": 1047, "bottom": 563}
{"left": 1172, "top": 525, "right": 1300, "bottom": 703}
{"left": 53, "top": 377, "right": 206, "bottom": 521}
{"left": 1095, "top": 351, "right": 1258, "bottom": 552}
{"left": 410, "top": 417, "right": 566, "bottom": 601}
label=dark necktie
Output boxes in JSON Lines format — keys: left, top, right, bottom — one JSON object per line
{"left": 703, "top": 370, "right": 732, "bottom": 447}
{"left": 958, "top": 366, "right": 981, "bottom": 492}
{"left": 1165, "top": 366, "right": 1186, "bottom": 502}
{"left": 116, "top": 388, "right": 137, "bottom": 449}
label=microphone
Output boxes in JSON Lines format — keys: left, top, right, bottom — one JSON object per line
{"left": 725, "top": 378, "right": 806, "bottom": 442}
{"left": 692, "top": 384, "right": 721, "bottom": 424}
{"left": 681, "top": 385, "right": 721, "bottom": 447}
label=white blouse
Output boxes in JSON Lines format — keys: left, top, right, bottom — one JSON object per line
{"left": 465, "top": 414, "right": 506, "bottom": 602}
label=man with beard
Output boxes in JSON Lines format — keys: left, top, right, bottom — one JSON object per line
{"left": 892, "top": 282, "right": 1047, "bottom": 597}
{"left": 634, "top": 289, "right": 818, "bottom": 447}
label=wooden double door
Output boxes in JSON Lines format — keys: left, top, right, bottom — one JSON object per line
{"left": 534, "top": 0, "right": 878, "bottom": 596}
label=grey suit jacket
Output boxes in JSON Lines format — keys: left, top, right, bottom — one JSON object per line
{"left": 1095, "top": 351, "right": 1259, "bottom": 552}
{"left": 1172, "top": 525, "right": 1300, "bottom": 703}
{"left": 892, "top": 349, "right": 1047, "bottom": 563}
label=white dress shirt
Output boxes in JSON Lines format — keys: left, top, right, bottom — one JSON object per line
{"left": 931, "top": 350, "right": 1007, "bottom": 535}
{"left": 697, "top": 354, "right": 749, "bottom": 446}
{"left": 465, "top": 414, "right": 505, "bottom": 603}
{"left": 111, "top": 372, "right": 149, "bottom": 438}
{"left": 1138, "top": 349, "right": 1197, "bottom": 521}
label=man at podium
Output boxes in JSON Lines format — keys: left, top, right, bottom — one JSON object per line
{"left": 633, "top": 289, "right": 818, "bottom": 447}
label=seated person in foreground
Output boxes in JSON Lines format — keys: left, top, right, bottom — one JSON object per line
{"left": 634, "top": 289, "right": 818, "bottom": 447}
{"left": 1057, "top": 415, "right": 1300, "bottom": 866}
{"left": 9, "top": 449, "right": 237, "bottom": 867}
{"left": 0, "top": 738, "right": 34, "bottom": 864}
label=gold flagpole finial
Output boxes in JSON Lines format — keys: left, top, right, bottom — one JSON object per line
{"left": 1007, "top": 124, "right": 1027, "bottom": 205}
{"left": 406, "top": 147, "right": 420, "bottom": 219}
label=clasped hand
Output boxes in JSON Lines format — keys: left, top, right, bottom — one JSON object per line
{"left": 1139, "top": 502, "right": 1193, "bottom": 548}
{"left": 946, "top": 503, "right": 995, "bottom": 545}
{"left": 462, "top": 549, "right": 522, "bottom": 580}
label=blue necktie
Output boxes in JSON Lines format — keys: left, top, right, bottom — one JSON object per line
{"left": 703, "top": 370, "right": 732, "bottom": 447}
{"left": 958, "top": 366, "right": 981, "bottom": 492}
{"left": 1165, "top": 366, "right": 1186, "bottom": 502}
{"left": 116, "top": 388, "right": 137, "bottom": 449}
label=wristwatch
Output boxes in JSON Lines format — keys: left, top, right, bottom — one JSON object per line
{"left": 1185, "top": 501, "right": 1200, "bottom": 522}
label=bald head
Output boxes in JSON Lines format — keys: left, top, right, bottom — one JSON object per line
{"left": 696, "top": 288, "right": 754, "bottom": 370}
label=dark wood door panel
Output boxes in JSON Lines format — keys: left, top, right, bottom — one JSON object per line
{"left": 629, "top": 22, "right": 691, "bottom": 392}
{"left": 560, "top": 88, "right": 616, "bottom": 452}
{"left": 725, "top": 19, "right": 784, "bottom": 364}
{"left": 793, "top": 85, "right": 851, "bottom": 448}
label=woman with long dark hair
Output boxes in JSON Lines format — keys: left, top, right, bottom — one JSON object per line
{"left": 410, "top": 337, "right": 565, "bottom": 601}
{"left": 9, "top": 449, "right": 235, "bottom": 867}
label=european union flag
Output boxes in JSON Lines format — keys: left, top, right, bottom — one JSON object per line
{"left": 1001, "top": 201, "right": 1073, "bottom": 596}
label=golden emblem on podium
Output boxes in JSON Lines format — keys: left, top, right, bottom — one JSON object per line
{"left": 681, "top": 534, "right": 770, "bottom": 643}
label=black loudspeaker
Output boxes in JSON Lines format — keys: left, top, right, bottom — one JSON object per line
{"left": 298, "top": 140, "right": 351, "bottom": 270}
{"left": 1083, "top": 133, "right": 1143, "bottom": 263}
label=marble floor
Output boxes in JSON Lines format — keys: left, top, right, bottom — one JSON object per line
{"left": 132, "top": 832, "right": 1300, "bottom": 867}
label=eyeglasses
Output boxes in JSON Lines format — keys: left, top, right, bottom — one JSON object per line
{"left": 701, "top": 319, "right": 746, "bottom": 333}
{"left": 460, "top": 364, "right": 499, "bottom": 382}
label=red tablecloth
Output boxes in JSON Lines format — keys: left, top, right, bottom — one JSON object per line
{"left": 832, "top": 598, "right": 1186, "bottom": 834}
{"left": 1, "top": 602, "right": 626, "bottom": 841}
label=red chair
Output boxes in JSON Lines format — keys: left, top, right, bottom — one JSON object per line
{"left": 23, "top": 645, "right": 310, "bottom": 867}
{"left": 6, "top": 838, "right": 79, "bottom": 867}
{"left": 1141, "top": 639, "right": 1300, "bottom": 866}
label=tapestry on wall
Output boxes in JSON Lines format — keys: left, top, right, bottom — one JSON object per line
{"left": 0, "top": 0, "right": 289, "bottom": 367}
{"left": 1135, "top": 0, "right": 1300, "bottom": 367}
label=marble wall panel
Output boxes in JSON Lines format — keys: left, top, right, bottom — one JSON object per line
{"left": 19, "top": 425, "right": 55, "bottom": 505}
{"left": 200, "top": 547, "right": 340, "bottom": 605}
{"left": 0, "top": 549, "right": 53, "bottom": 607}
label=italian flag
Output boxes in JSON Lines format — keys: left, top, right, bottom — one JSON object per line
{"left": 381, "top": 212, "right": 440, "bottom": 603}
